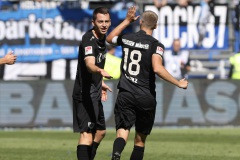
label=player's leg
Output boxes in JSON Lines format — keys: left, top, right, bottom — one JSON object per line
{"left": 77, "top": 132, "right": 94, "bottom": 160}
{"left": 90, "top": 130, "right": 106, "bottom": 160}
{"left": 90, "top": 101, "right": 106, "bottom": 160}
{"left": 111, "top": 90, "right": 136, "bottom": 160}
{"left": 130, "top": 132, "right": 147, "bottom": 160}
{"left": 73, "top": 99, "right": 96, "bottom": 160}
{"left": 130, "top": 94, "right": 156, "bottom": 160}
{"left": 112, "top": 128, "right": 130, "bottom": 160}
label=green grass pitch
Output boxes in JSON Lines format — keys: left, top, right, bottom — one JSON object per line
{"left": 0, "top": 128, "right": 240, "bottom": 160}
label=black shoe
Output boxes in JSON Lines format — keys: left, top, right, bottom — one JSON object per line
{"left": 111, "top": 152, "right": 121, "bottom": 160}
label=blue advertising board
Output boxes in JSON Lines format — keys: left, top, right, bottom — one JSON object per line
{"left": 0, "top": 1, "right": 129, "bottom": 62}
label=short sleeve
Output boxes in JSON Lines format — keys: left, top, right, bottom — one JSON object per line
{"left": 81, "top": 37, "right": 95, "bottom": 58}
{"left": 152, "top": 42, "right": 165, "bottom": 58}
{"left": 116, "top": 34, "right": 124, "bottom": 46}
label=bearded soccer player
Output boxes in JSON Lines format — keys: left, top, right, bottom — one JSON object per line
{"left": 107, "top": 6, "right": 188, "bottom": 160}
{"left": 72, "top": 7, "right": 112, "bottom": 160}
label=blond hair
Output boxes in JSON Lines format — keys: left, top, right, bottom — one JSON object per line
{"left": 141, "top": 11, "right": 158, "bottom": 30}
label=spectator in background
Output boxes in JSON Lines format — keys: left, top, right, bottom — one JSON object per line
{"left": 197, "top": 0, "right": 214, "bottom": 48}
{"left": 153, "top": 0, "right": 167, "bottom": 10}
{"left": 104, "top": 45, "right": 121, "bottom": 79}
{"left": 163, "top": 39, "right": 190, "bottom": 79}
{"left": 228, "top": 52, "right": 240, "bottom": 79}
{"left": 0, "top": 51, "right": 17, "bottom": 65}
{"left": 177, "top": 0, "right": 192, "bottom": 7}
{"left": 111, "top": 0, "right": 137, "bottom": 11}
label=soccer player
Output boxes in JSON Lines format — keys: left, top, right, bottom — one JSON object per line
{"left": 0, "top": 51, "right": 17, "bottom": 65}
{"left": 72, "top": 7, "right": 112, "bottom": 160}
{"left": 106, "top": 6, "right": 188, "bottom": 160}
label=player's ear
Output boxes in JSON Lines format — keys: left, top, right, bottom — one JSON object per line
{"left": 153, "top": 23, "right": 157, "bottom": 29}
{"left": 92, "top": 19, "right": 95, "bottom": 27}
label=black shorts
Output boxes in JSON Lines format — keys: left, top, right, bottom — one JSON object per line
{"left": 73, "top": 98, "right": 106, "bottom": 133}
{"left": 114, "top": 89, "right": 156, "bottom": 135}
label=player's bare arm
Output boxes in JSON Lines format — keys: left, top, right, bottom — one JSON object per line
{"left": 106, "top": 6, "right": 139, "bottom": 44}
{"left": 85, "top": 56, "right": 112, "bottom": 79}
{"left": 152, "top": 54, "right": 188, "bottom": 89}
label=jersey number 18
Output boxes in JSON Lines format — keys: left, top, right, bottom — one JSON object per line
{"left": 123, "top": 48, "right": 142, "bottom": 76}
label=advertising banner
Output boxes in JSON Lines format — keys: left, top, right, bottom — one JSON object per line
{"left": 0, "top": 2, "right": 229, "bottom": 63}
{"left": 0, "top": 1, "right": 129, "bottom": 62}
{"left": 0, "top": 79, "right": 240, "bottom": 128}
{"left": 144, "top": 4, "right": 229, "bottom": 50}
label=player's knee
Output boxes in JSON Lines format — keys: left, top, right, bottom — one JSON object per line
{"left": 100, "top": 130, "right": 106, "bottom": 138}
{"left": 80, "top": 132, "right": 94, "bottom": 145}
{"left": 96, "top": 130, "right": 106, "bottom": 139}
{"left": 134, "top": 133, "right": 147, "bottom": 146}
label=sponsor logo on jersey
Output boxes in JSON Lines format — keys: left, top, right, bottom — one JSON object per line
{"left": 156, "top": 46, "right": 164, "bottom": 55}
{"left": 85, "top": 46, "right": 93, "bottom": 55}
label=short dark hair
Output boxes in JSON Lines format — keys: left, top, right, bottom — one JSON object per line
{"left": 93, "top": 7, "right": 110, "bottom": 21}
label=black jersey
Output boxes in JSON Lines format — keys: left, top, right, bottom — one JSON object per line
{"left": 72, "top": 29, "right": 107, "bottom": 101}
{"left": 116, "top": 30, "right": 165, "bottom": 97}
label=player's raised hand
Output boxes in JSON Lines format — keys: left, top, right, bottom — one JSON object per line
{"left": 178, "top": 78, "right": 188, "bottom": 89}
{"left": 97, "top": 68, "right": 113, "bottom": 79}
{"left": 126, "top": 6, "right": 140, "bottom": 23}
{"left": 5, "top": 51, "right": 17, "bottom": 65}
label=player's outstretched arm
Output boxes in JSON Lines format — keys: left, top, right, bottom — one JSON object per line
{"left": 152, "top": 54, "right": 188, "bottom": 89}
{"left": 85, "top": 56, "right": 113, "bottom": 79}
{"left": 106, "top": 6, "right": 139, "bottom": 44}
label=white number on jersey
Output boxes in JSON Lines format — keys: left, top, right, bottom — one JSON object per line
{"left": 123, "top": 48, "right": 142, "bottom": 76}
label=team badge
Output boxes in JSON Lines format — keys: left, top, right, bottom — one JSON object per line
{"left": 156, "top": 46, "right": 164, "bottom": 56}
{"left": 88, "top": 122, "right": 95, "bottom": 129}
{"left": 85, "top": 46, "right": 93, "bottom": 55}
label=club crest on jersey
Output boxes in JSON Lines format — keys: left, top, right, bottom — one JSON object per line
{"left": 88, "top": 122, "right": 95, "bottom": 129}
{"left": 85, "top": 46, "right": 93, "bottom": 55}
{"left": 97, "top": 53, "right": 106, "bottom": 63}
{"left": 156, "top": 46, "right": 164, "bottom": 56}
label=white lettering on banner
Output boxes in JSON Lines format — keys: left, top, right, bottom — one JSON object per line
{"left": 0, "top": 21, "right": 5, "bottom": 39}
{"left": 165, "top": 83, "right": 205, "bottom": 123}
{"left": 205, "top": 82, "right": 238, "bottom": 124}
{"left": 203, "top": 16, "right": 215, "bottom": 48}
{"left": 35, "top": 83, "right": 72, "bottom": 124}
{"left": 20, "top": 1, "right": 80, "bottom": 10}
{"left": 0, "top": 83, "right": 34, "bottom": 125}
{"left": 6, "top": 21, "right": 18, "bottom": 40}
{"left": 14, "top": 48, "right": 53, "bottom": 56}
{"left": 0, "top": 15, "right": 90, "bottom": 41}
{"left": 187, "top": 6, "right": 201, "bottom": 48}
{"left": 145, "top": 5, "right": 227, "bottom": 49}
{"left": 61, "top": 47, "right": 75, "bottom": 55}
{"left": 0, "top": 81, "right": 240, "bottom": 126}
